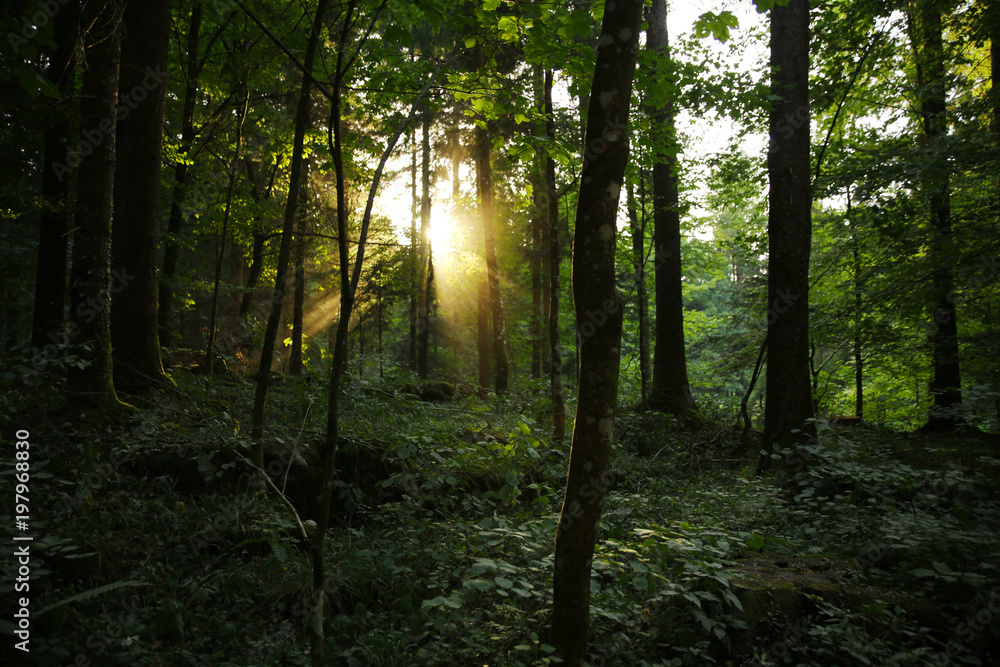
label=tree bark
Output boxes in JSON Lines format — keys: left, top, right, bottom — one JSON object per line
{"left": 409, "top": 130, "right": 418, "bottom": 368}
{"left": 207, "top": 91, "right": 249, "bottom": 375}
{"left": 544, "top": 69, "right": 565, "bottom": 444}
{"left": 531, "top": 67, "right": 545, "bottom": 380}
{"left": 417, "top": 109, "right": 432, "bottom": 379}
{"left": 848, "top": 189, "right": 864, "bottom": 419}
{"left": 759, "top": 0, "right": 815, "bottom": 473}
{"left": 31, "top": 3, "right": 78, "bottom": 350}
{"left": 251, "top": 0, "right": 328, "bottom": 468}
{"left": 551, "top": 1, "right": 643, "bottom": 664}
{"left": 159, "top": 1, "right": 202, "bottom": 346}
{"left": 110, "top": 0, "right": 172, "bottom": 392}
{"left": 627, "top": 175, "right": 652, "bottom": 406}
{"left": 478, "top": 279, "right": 490, "bottom": 388}
{"left": 912, "top": 0, "right": 962, "bottom": 430}
{"left": 288, "top": 192, "right": 308, "bottom": 376}
{"left": 473, "top": 45, "right": 510, "bottom": 394}
{"left": 645, "top": 0, "right": 696, "bottom": 418}
{"left": 310, "top": 10, "right": 436, "bottom": 664}
{"left": 67, "top": 0, "right": 123, "bottom": 409}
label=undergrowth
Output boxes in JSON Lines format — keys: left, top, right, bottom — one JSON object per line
{"left": 1, "top": 367, "right": 998, "bottom": 665}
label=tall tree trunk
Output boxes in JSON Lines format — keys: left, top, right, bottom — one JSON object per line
{"left": 645, "top": 0, "right": 696, "bottom": 418}
{"left": 159, "top": 1, "right": 202, "bottom": 346}
{"left": 67, "top": 0, "right": 123, "bottom": 409}
{"left": 530, "top": 67, "right": 545, "bottom": 380}
{"left": 409, "top": 131, "right": 418, "bottom": 368}
{"left": 31, "top": 3, "right": 78, "bottom": 350}
{"left": 759, "top": 0, "right": 814, "bottom": 473}
{"left": 848, "top": 189, "right": 864, "bottom": 419}
{"left": 478, "top": 280, "right": 490, "bottom": 388}
{"left": 912, "top": 0, "right": 962, "bottom": 430}
{"left": 473, "top": 46, "right": 510, "bottom": 394}
{"left": 417, "top": 110, "right": 432, "bottom": 379}
{"left": 310, "top": 10, "right": 436, "bottom": 663}
{"left": 288, "top": 198, "right": 308, "bottom": 376}
{"left": 551, "top": 2, "right": 642, "bottom": 664}
{"left": 627, "top": 175, "right": 652, "bottom": 406}
{"left": 110, "top": 0, "right": 172, "bottom": 392}
{"left": 207, "top": 90, "right": 249, "bottom": 375}
{"left": 544, "top": 68, "right": 565, "bottom": 444}
{"left": 251, "top": 0, "right": 327, "bottom": 468}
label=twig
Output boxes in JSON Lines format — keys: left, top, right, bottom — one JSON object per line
{"left": 245, "top": 459, "right": 308, "bottom": 543}
{"left": 282, "top": 397, "right": 313, "bottom": 494}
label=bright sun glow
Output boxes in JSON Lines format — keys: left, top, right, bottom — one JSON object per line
{"left": 427, "top": 209, "right": 457, "bottom": 264}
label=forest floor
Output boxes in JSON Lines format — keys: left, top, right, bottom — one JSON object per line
{"left": 2, "top": 364, "right": 999, "bottom": 666}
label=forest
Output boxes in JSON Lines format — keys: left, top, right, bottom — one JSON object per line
{"left": 1, "top": 0, "right": 999, "bottom": 664}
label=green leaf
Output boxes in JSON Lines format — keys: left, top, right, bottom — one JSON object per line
{"left": 693, "top": 11, "right": 739, "bottom": 42}
{"left": 463, "top": 578, "right": 495, "bottom": 591}
{"left": 464, "top": 36, "right": 477, "bottom": 49}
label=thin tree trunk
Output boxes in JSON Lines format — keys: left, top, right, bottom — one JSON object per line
{"left": 551, "top": 2, "right": 642, "bottom": 663}
{"left": 159, "top": 1, "right": 202, "bottom": 346}
{"left": 207, "top": 90, "right": 249, "bottom": 375}
{"left": 530, "top": 66, "right": 545, "bottom": 380}
{"left": 289, "top": 177, "right": 310, "bottom": 376}
{"left": 848, "top": 188, "right": 863, "bottom": 419}
{"left": 544, "top": 68, "right": 565, "bottom": 445}
{"left": 627, "top": 175, "right": 651, "bottom": 406}
{"left": 31, "top": 3, "right": 77, "bottom": 350}
{"left": 409, "top": 130, "right": 418, "bottom": 368}
{"left": 478, "top": 280, "right": 490, "bottom": 388}
{"left": 67, "top": 0, "right": 123, "bottom": 409}
{"left": 311, "top": 10, "right": 436, "bottom": 662}
{"left": 473, "top": 46, "right": 510, "bottom": 394}
{"left": 417, "top": 110, "right": 432, "bottom": 379}
{"left": 252, "top": 0, "right": 327, "bottom": 467}
{"left": 646, "top": 0, "right": 696, "bottom": 417}
{"left": 759, "top": 0, "right": 814, "bottom": 473}
{"left": 288, "top": 238, "right": 306, "bottom": 376}
{"left": 110, "top": 0, "right": 172, "bottom": 392}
